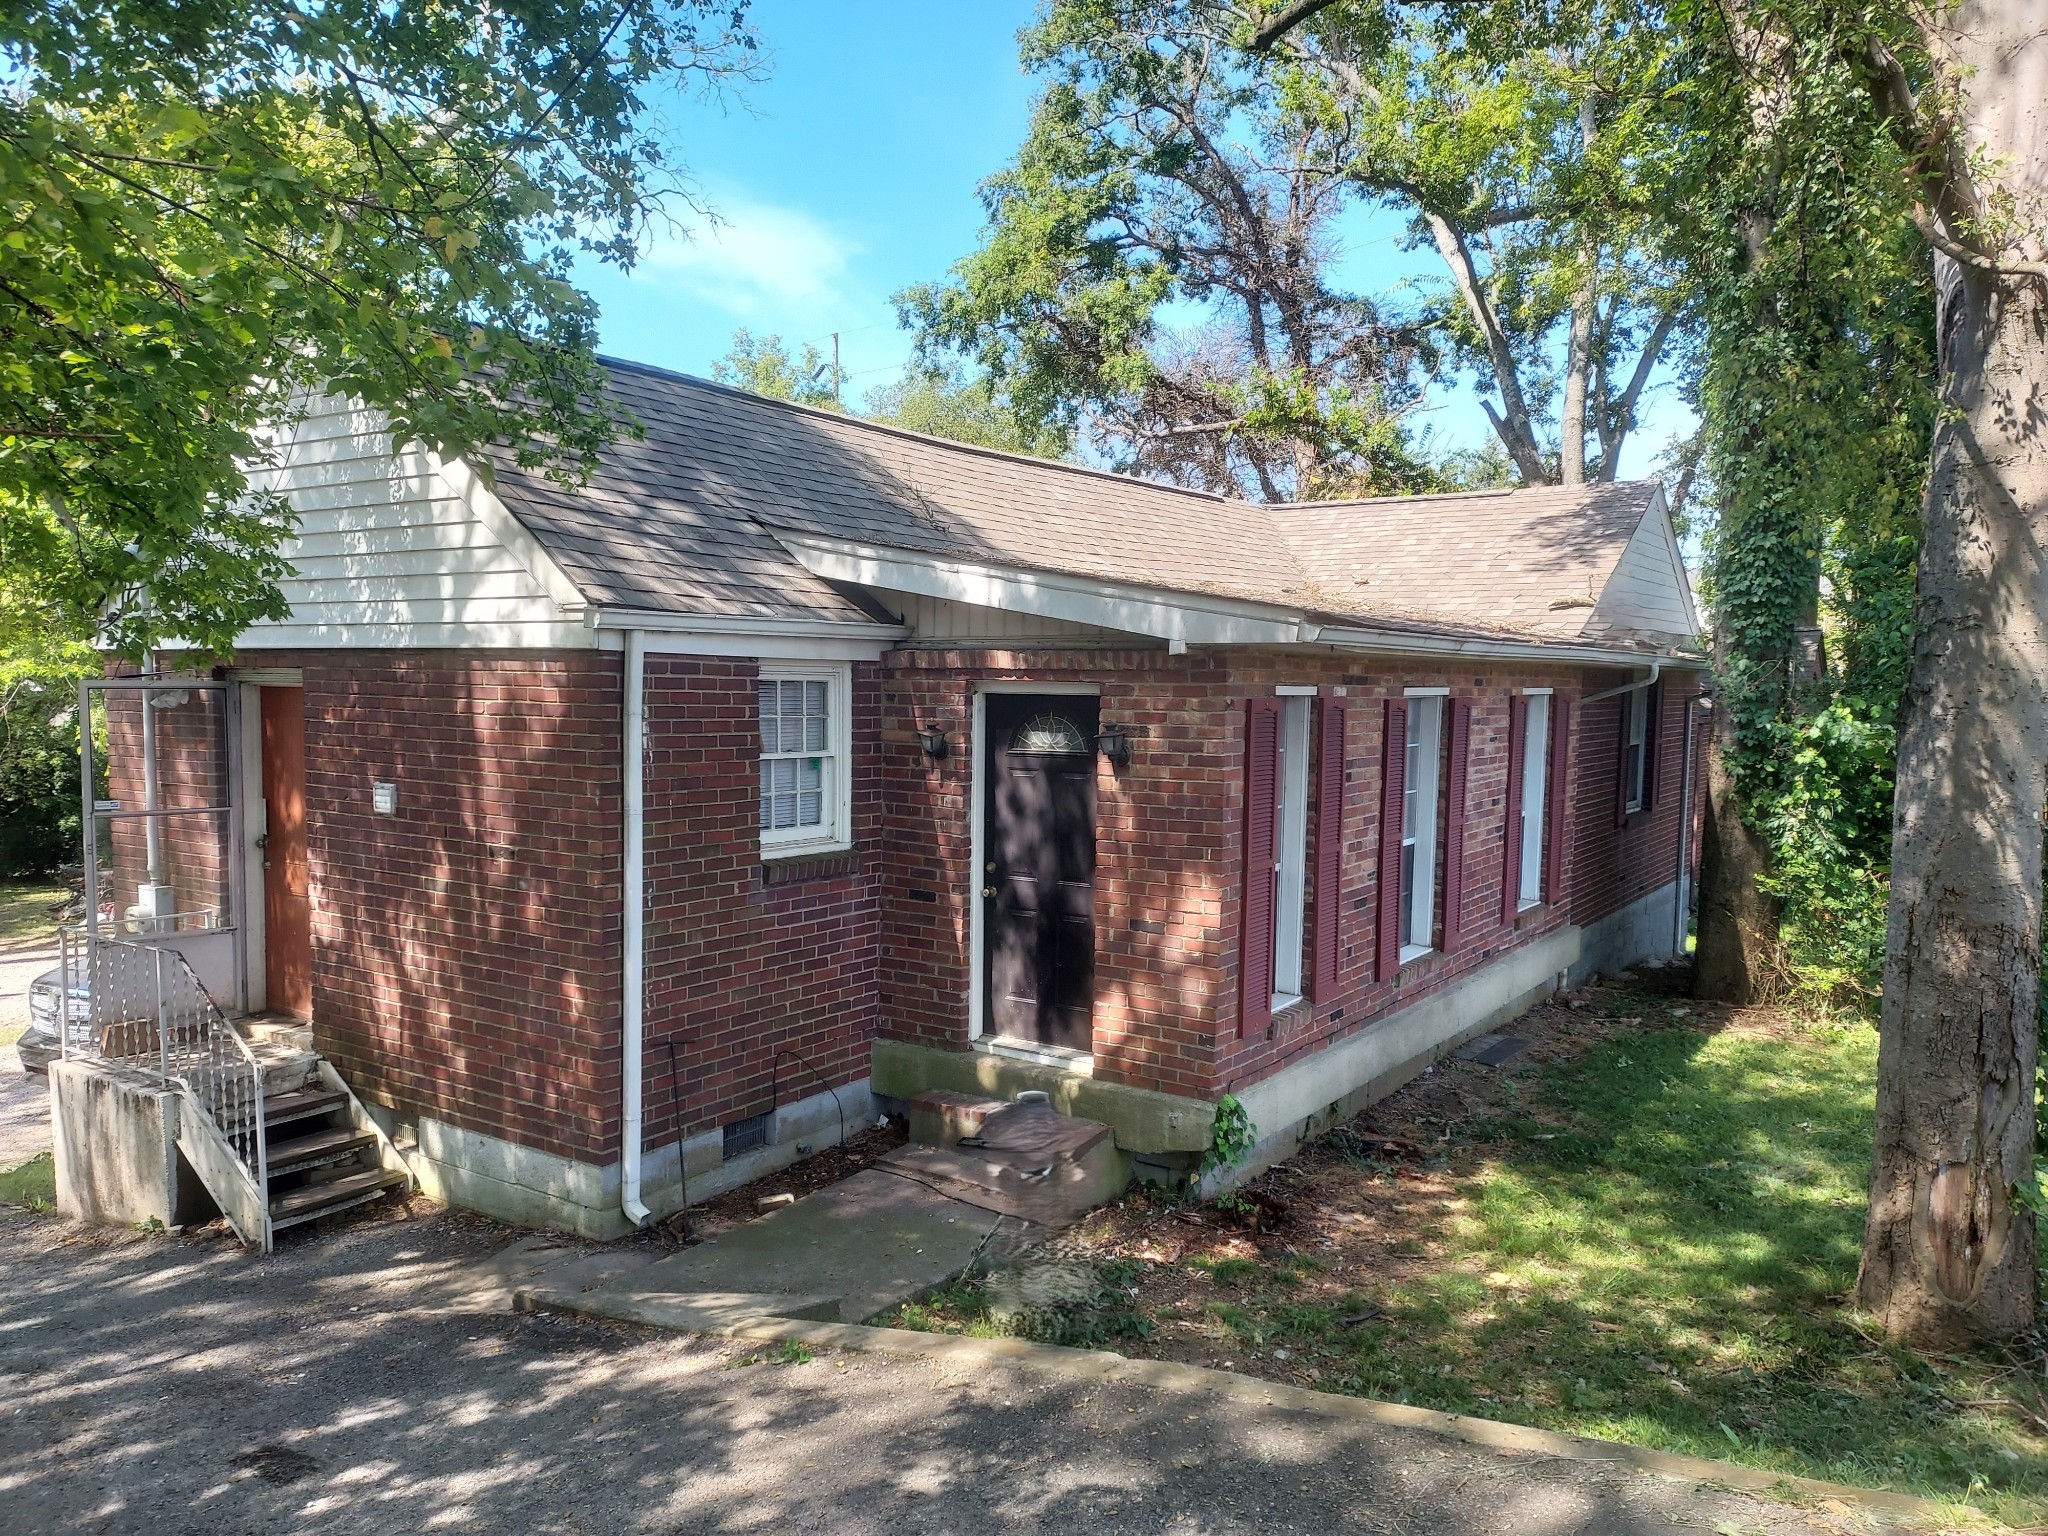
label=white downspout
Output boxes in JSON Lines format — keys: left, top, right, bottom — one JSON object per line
{"left": 1674, "top": 694, "right": 1701, "bottom": 955}
{"left": 620, "top": 629, "right": 651, "bottom": 1228}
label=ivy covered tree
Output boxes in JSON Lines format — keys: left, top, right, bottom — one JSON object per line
{"left": 0, "top": 0, "right": 755, "bottom": 664}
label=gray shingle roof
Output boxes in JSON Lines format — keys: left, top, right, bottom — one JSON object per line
{"left": 482, "top": 359, "right": 1686, "bottom": 650}
{"left": 1271, "top": 481, "right": 1665, "bottom": 640}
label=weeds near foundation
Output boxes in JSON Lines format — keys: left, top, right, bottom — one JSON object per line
{"left": 724, "top": 1338, "right": 815, "bottom": 1369}
{"left": 879, "top": 1258, "right": 1153, "bottom": 1349}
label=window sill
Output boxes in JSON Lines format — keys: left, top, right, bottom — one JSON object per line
{"left": 1516, "top": 897, "right": 1543, "bottom": 915}
{"left": 1399, "top": 943, "right": 1434, "bottom": 967}
{"left": 760, "top": 836, "right": 853, "bottom": 863}
{"left": 973, "top": 1035, "right": 1095, "bottom": 1076}
{"left": 1270, "top": 992, "right": 1309, "bottom": 1020}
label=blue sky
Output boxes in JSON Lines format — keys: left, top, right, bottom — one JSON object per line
{"left": 576, "top": 0, "right": 1691, "bottom": 481}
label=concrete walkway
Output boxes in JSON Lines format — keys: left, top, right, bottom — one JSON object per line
{"left": 619, "top": 1168, "right": 1040, "bottom": 1322}
{"left": 0, "top": 1203, "right": 1903, "bottom": 1535}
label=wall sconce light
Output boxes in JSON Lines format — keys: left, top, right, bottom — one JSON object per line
{"left": 1096, "top": 721, "right": 1132, "bottom": 768}
{"left": 917, "top": 723, "right": 949, "bottom": 760}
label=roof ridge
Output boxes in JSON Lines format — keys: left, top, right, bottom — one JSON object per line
{"left": 1271, "top": 478, "right": 1661, "bottom": 512}
{"left": 596, "top": 354, "right": 1241, "bottom": 508}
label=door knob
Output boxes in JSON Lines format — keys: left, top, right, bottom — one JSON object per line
{"left": 982, "top": 885, "right": 997, "bottom": 898}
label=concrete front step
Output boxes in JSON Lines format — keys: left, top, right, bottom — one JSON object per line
{"left": 883, "top": 1097, "right": 1130, "bottom": 1227}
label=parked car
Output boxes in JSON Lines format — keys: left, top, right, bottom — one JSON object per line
{"left": 18, "top": 965, "right": 88, "bottom": 1074}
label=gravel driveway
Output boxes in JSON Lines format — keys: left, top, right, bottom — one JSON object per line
{"left": 0, "top": 930, "right": 56, "bottom": 1171}
{"left": 0, "top": 1203, "right": 1894, "bottom": 1536}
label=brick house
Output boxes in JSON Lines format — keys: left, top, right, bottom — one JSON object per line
{"left": 135, "top": 359, "right": 1703, "bottom": 1237}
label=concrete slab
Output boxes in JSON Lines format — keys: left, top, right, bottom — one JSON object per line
{"left": 614, "top": 1168, "right": 1041, "bottom": 1323}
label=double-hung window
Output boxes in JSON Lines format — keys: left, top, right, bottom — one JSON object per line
{"left": 1400, "top": 692, "right": 1446, "bottom": 959}
{"left": 1519, "top": 692, "right": 1551, "bottom": 908}
{"left": 757, "top": 661, "right": 852, "bottom": 857}
{"left": 1621, "top": 685, "right": 1651, "bottom": 815}
{"left": 1270, "top": 693, "right": 1313, "bottom": 1007}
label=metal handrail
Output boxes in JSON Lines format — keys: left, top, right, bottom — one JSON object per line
{"left": 78, "top": 934, "right": 270, "bottom": 1249}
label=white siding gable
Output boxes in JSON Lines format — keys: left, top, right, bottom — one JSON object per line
{"left": 1583, "top": 491, "right": 1700, "bottom": 644}
{"left": 235, "top": 395, "right": 593, "bottom": 650}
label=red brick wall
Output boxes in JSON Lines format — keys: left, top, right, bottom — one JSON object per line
{"left": 879, "top": 648, "right": 1238, "bottom": 1100}
{"left": 1568, "top": 672, "right": 1706, "bottom": 926}
{"left": 639, "top": 656, "right": 882, "bottom": 1147}
{"left": 880, "top": 648, "right": 1705, "bottom": 1105}
{"left": 1211, "top": 655, "right": 1588, "bottom": 1096}
{"left": 277, "top": 650, "right": 626, "bottom": 1166}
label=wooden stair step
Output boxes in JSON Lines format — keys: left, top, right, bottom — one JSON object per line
{"left": 266, "top": 1124, "right": 376, "bottom": 1177}
{"left": 269, "top": 1167, "right": 407, "bottom": 1230}
{"left": 260, "top": 1086, "right": 348, "bottom": 1131}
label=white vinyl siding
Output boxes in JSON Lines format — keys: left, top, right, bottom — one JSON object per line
{"left": 1519, "top": 693, "right": 1550, "bottom": 907}
{"left": 1271, "top": 695, "right": 1312, "bottom": 1007}
{"left": 1401, "top": 694, "right": 1445, "bottom": 961}
{"left": 879, "top": 590, "right": 1156, "bottom": 646}
{"left": 757, "top": 661, "right": 852, "bottom": 857}
{"left": 1585, "top": 504, "right": 1700, "bottom": 642}
{"left": 227, "top": 393, "right": 590, "bottom": 650}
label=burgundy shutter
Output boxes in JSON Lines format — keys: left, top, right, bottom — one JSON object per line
{"left": 1312, "top": 698, "right": 1348, "bottom": 1002}
{"left": 1543, "top": 697, "right": 1573, "bottom": 906}
{"left": 1239, "top": 698, "right": 1282, "bottom": 1037}
{"left": 1374, "top": 699, "right": 1408, "bottom": 980}
{"left": 1500, "top": 695, "right": 1529, "bottom": 926}
{"left": 1441, "top": 699, "right": 1473, "bottom": 953}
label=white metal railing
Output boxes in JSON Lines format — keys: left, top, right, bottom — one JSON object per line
{"left": 70, "top": 934, "right": 270, "bottom": 1249}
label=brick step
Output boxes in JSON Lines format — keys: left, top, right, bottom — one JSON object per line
{"left": 907, "top": 1091, "right": 1008, "bottom": 1148}
{"left": 267, "top": 1124, "right": 377, "bottom": 1178}
{"left": 270, "top": 1167, "right": 407, "bottom": 1232}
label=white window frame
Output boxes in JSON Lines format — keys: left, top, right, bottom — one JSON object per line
{"left": 1519, "top": 690, "right": 1551, "bottom": 909}
{"left": 1622, "top": 684, "right": 1650, "bottom": 814}
{"left": 757, "top": 660, "right": 854, "bottom": 859}
{"left": 1401, "top": 689, "right": 1447, "bottom": 963}
{"left": 1271, "top": 694, "right": 1312, "bottom": 1009}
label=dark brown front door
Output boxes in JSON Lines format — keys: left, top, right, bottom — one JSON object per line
{"left": 260, "top": 686, "right": 312, "bottom": 1019}
{"left": 983, "top": 693, "right": 1098, "bottom": 1050}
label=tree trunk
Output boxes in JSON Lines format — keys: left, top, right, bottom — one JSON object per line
{"left": 1559, "top": 274, "right": 1593, "bottom": 485}
{"left": 1693, "top": 667, "right": 1780, "bottom": 1005}
{"left": 1858, "top": 252, "right": 2047, "bottom": 1344}
{"left": 1857, "top": 0, "right": 2048, "bottom": 1348}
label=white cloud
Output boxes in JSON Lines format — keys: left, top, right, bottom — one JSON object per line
{"left": 636, "top": 198, "right": 860, "bottom": 321}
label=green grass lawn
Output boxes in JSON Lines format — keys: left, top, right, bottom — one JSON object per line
{"left": 1351, "top": 1023, "right": 2041, "bottom": 1505}
{"left": 0, "top": 880, "right": 67, "bottom": 948}
{"left": 0, "top": 1152, "right": 55, "bottom": 1211}
{"left": 887, "top": 1001, "right": 2048, "bottom": 1524}
{"left": 1204, "top": 1017, "right": 2043, "bottom": 1521}
{"left": 0, "top": 878, "right": 68, "bottom": 1046}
